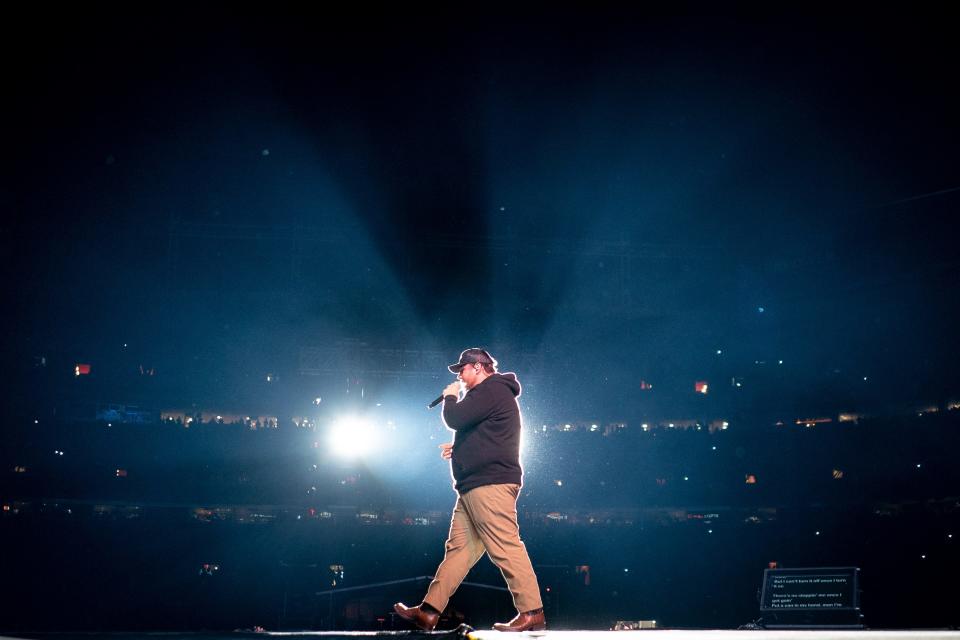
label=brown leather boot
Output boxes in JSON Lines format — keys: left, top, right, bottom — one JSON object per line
{"left": 493, "top": 608, "right": 546, "bottom": 632}
{"left": 393, "top": 602, "right": 440, "bottom": 631}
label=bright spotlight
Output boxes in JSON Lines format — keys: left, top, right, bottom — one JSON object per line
{"left": 327, "top": 416, "right": 379, "bottom": 459}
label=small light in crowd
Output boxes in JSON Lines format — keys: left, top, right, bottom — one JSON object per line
{"left": 624, "top": 568, "right": 629, "bottom": 573}
{"left": 716, "top": 349, "right": 722, "bottom": 355}
{"left": 815, "top": 531, "right": 820, "bottom": 536}
{"left": 758, "top": 306, "right": 765, "bottom": 313}
{"left": 948, "top": 534, "right": 953, "bottom": 539}
{"left": 590, "top": 424, "right": 598, "bottom": 431}
{"left": 863, "top": 376, "right": 869, "bottom": 381}
{"left": 542, "top": 425, "right": 547, "bottom": 432}
{"left": 712, "top": 446, "right": 717, "bottom": 451}
{"left": 34, "top": 419, "right": 39, "bottom": 424}
{"left": 778, "top": 360, "right": 783, "bottom": 365}
{"left": 563, "top": 424, "right": 571, "bottom": 431}
{"left": 107, "top": 423, "right": 112, "bottom": 427}
{"left": 722, "top": 421, "right": 729, "bottom": 429}
{"left": 641, "top": 423, "right": 649, "bottom": 431}
{"left": 683, "top": 476, "right": 689, "bottom": 481}
{"left": 555, "top": 480, "right": 563, "bottom": 487}
{"left": 708, "top": 529, "right": 713, "bottom": 534}
{"left": 921, "top": 555, "right": 926, "bottom": 559}
{"left": 916, "top": 464, "right": 922, "bottom": 469}
{"left": 314, "top": 397, "right": 322, "bottom": 405}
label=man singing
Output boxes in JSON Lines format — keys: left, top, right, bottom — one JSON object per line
{"left": 394, "top": 348, "right": 545, "bottom": 632}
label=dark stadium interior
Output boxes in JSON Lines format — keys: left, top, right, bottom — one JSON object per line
{"left": 3, "top": 6, "right": 959, "bottom": 634}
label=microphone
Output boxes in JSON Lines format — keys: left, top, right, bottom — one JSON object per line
{"left": 427, "top": 395, "right": 445, "bottom": 409}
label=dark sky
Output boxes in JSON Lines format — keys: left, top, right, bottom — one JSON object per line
{"left": 4, "top": 7, "right": 959, "bottom": 412}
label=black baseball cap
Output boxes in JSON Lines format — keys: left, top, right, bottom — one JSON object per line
{"left": 448, "top": 348, "right": 497, "bottom": 373}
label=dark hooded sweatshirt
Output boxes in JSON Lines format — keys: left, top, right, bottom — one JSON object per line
{"left": 441, "top": 372, "right": 524, "bottom": 494}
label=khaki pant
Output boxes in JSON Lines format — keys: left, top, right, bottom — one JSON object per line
{"left": 423, "top": 483, "right": 543, "bottom": 614}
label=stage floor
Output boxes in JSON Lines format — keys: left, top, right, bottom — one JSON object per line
{"left": 6, "top": 630, "right": 960, "bottom": 640}
{"left": 469, "top": 633, "right": 960, "bottom": 640}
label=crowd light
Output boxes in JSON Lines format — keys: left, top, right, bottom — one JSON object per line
{"left": 327, "top": 415, "right": 380, "bottom": 459}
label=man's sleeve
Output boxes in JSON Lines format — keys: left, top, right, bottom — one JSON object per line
{"left": 442, "top": 385, "right": 496, "bottom": 430}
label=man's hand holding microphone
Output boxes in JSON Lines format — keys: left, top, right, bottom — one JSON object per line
{"left": 437, "top": 381, "right": 461, "bottom": 460}
{"left": 427, "top": 381, "right": 464, "bottom": 409}
{"left": 442, "top": 381, "right": 461, "bottom": 399}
